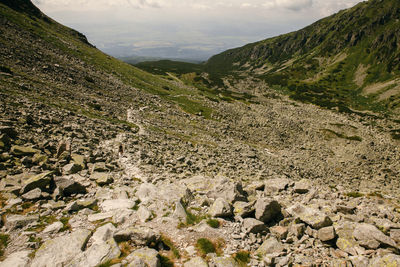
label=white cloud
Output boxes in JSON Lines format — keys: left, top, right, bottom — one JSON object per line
{"left": 276, "top": 0, "right": 313, "bottom": 10}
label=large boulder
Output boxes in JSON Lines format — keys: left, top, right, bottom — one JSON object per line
{"left": 113, "top": 226, "right": 160, "bottom": 246}
{"left": 10, "top": 145, "right": 39, "bottom": 156}
{"left": 207, "top": 179, "right": 247, "bottom": 204}
{"left": 99, "top": 199, "right": 136, "bottom": 212}
{"left": 286, "top": 204, "right": 332, "bottom": 229}
{"left": 353, "top": 223, "right": 397, "bottom": 249}
{"left": 0, "top": 250, "right": 31, "bottom": 267}
{"left": 68, "top": 239, "right": 120, "bottom": 267}
{"left": 209, "top": 198, "right": 233, "bottom": 218}
{"left": 20, "top": 171, "right": 53, "bottom": 194}
{"left": 243, "top": 218, "right": 268, "bottom": 234}
{"left": 256, "top": 236, "right": 284, "bottom": 257}
{"left": 126, "top": 248, "right": 160, "bottom": 267}
{"left": 264, "top": 178, "right": 290, "bottom": 193}
{"left": 255, "top": 198, "right": 281, "bottom": 223}
{"left": 5, "top": 214, "right": 39, "bottom": 230}
{"left": 31, "top": 229, "right": 92, "bottom": 267}
{"left": 184, "top": 257, "right": 208, "bottom": 267}
{"left": 54, "top": 177, "right": 87, "bottom": 196}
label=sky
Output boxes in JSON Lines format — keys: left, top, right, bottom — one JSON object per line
{"left": 32, "top": 0, "right": 364, "bottom": 61}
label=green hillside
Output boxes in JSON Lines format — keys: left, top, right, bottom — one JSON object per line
{"left": 205, "top": 0, "right": 400, "bottom": 115}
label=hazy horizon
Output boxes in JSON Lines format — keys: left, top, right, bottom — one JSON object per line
{"left": 33, "top": 0, "right": 364, "bottom": 61}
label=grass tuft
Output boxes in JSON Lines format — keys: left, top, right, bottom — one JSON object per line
{"left": 196, "top": 238, "right": 216, "bottom": 256}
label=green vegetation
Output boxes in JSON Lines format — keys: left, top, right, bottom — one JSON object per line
{"left": 206, "top": 218, "right": 220, "bottom": 228}
{"left": 0, "top": 234, "right": 9, "bottom": 257}
{"left": 321, "top": 129, "right": 363, "bottom": 142}
{"left": 196, "top": 238, "right": 216, "bottom": 256}
{"left": 234, "top": 251, "right": 251, "bottom": 266}
{"left": 161, "top": 235, "right": 180, "bottom": 259}
{"left": 135, "top": 60, "right": 204, "bottom": 76}
{"left": 346, "top": 191, "right": 364, "bottom": 198}
{"left": 60, "top": 217, "right": 71, "bottom": 232}
{"left": 159, "top": 255, "right": 174, "bottom": 267}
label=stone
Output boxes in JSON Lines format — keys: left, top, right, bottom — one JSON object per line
{"left": 369, "top": 254, "right": 400, "bottom": 267}
{"left": 5, "top": 214, "right": 39, "bottom": 230}
{"left": 256, "top": 237, "right": 284, "bottom": 257}
{"left": 207, "top": 180, "right": 247, "bottom": 204}
{"left": 184, "top": 256, "right": 208, "bottom": 267}
{"left": 91, "top": 162, "right": 108, "bottom": 172}
{"left": 242, "top": 218, "right": 268, "bottom": 234}
{"left": 293, "top": 179, "right": 311, "bottom": 194}
{"left": 254, "top": 198, "right": 281, "bottom": 223}
{"left": 31, "top": 229, "right": 91, "bottom": 267}
{"left": 353, "top": 223, "right": 397, "bottom": 249}
{"left": 71, "top": 154, "right": 86, "bottom": 169}
{"left": 136, "top": 183, "right": 157, "bottom": 203}
{"left": 349, "top": 256, "right": 369, "bottom": 267}
{"left": 0, "top": 126, "right": 17, "bottom": 139}
{"left": 286, "top": 204, "right": 332, "bottom": 229}
{"left": 68, "top": 238, "right": 121, "bottom": 267}
{"left": 20, "top": 171, "right": 53, "bottom": 194}
{"left": 264, "top": 178, "right": 290, "bottom": 193}
{"left": 213, "top": 257, "right": 240, "bottom": 267}
{"left": 126, "top": 248, "right": 160, "bottom": 267}
{"left": 91, "top": 172, "right": 113, "bottom": 186}
{"left": 209, "top": 197, "right": 233, "bottom": 218}
{"left": 42, "top": 221, "right": 63, "bottom": 234}
{"left": 10, "top": 145, "right": 39, "bottom": 156}
{"left": 0, "top": 250, "right": 32, "bottom": 267}
{"left": 390, "top": 229, "right": 400, "bottom": 244}
{"left": 113, "top": 226, "right": 160, "bottom": 246}
{"left": 318, "top": 226, "right": 336, "bottom": 242}
{"left": 92, "top": 223, "right": 116, "bottom": 244}
{"left": 21, "top": 188, "right": 42, "bottom": 200}
{"left": 99, "top": 199, "right": 135, "bottom": 212}
{"left": 270, "top": 225, "right": 289, "bottom": 240}
{"left": 54, "top": 177, "right": 87, "bottom": 196}
{"left": 173, "top": 201, "right": 187, "bottom": 222}
{"left": 88, "top": 212, "right": 114, "bottom": 222}
{"left": 62, "top": 163, "right": 82, "bottom": 175}
{"left": 233, "top": 201, "right": 254, "bottom": 218}
{"left": 77, "top": 199, "right": 98, "bottom": 209}
{"left": 137, "top": 206, "right": 153, "bottom": 223}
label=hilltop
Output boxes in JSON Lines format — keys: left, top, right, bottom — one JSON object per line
{"left": 1, "top": 1, "right": 400, "bottom": 266}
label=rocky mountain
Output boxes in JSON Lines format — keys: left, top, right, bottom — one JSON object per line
{"left": 205, "top": 0, "right": 400, "bottom": 115}
{"left": 1, "top": 1, "right": 400, "bottom": 267}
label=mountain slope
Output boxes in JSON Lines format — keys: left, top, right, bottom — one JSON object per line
{"left": 205, "top": 0, "right": 400, "bottom": 115}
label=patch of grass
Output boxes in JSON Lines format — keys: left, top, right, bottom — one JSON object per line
{"left": 0, "top": 234, "right": 9, "bottom": 257}
{"left": 321, "top": 129, "right": 362, "bottom": 142}
{"left": 346, "top": 191, "right": 364, "bottom": 198}
{"left": 206, "top": 219, "right": 220, "bottom": 228}
{"left": 159, "top": 255, "right": 174, "bottom": 267}
{"left": 196, "top": 238, "right": 216, "bottom": 256}
{"left": 59, "top": 217, "right": 71, "bottom": 232}
{"left": 367, "top": 191, "right": 384, "bottom": 198}
{"left": 161, "top": 235, "right": 180, "bottom": 259}
{"left": 234, "top": 251, "right": 251, "bottom": 266}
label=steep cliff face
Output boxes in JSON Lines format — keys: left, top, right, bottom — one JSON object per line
{"left": 205, "top": 0, "right": 400, "bottom": 115}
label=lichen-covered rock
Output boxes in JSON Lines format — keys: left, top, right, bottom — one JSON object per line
{"left": 256, "top": 236, "right": 283, "bottom": 257}
{"left": 20, "top": 171, "right": 53, "bottom": 194}
{"left": 184, "top": 257, "right": 209, "bottom": 267}
{"left": 254, "top": 198, "right": 281, "bottom": 223}
{"left": 126, "top": 248, "right": 160, "bottom": 267}
{"left": 286, "top": 204, "right": 332, "bottom": 229}
{"left": 209, "top": 197, "right": 233, "bottom": 218}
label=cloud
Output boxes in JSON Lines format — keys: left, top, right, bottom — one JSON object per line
{"left": 276, "top": 0, "right": 313, "bottom": 10}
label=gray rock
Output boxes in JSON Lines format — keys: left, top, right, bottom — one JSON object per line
{"left": 10, "top": 145, "right": 39, "bottom": 156}
{"left": 42, "top": 221, "right": 64, "bottom": 234}
{"left": 113, "top": 226, "right": 160, "bottom": 246}
{"left": 31, "top": 229, "right": 91, "bottom": 267}
{"left": 213, "top": 257, "right": 240, "bottom": 267}
{"left": 137, "top": 206, "right": 153, "bottom": 223}
{"left": 62, "top": 163, "right": 82, "bottom": 175}
{"left": 54, "top": 177, "right": 87, "bottom": 196}
{"left": 293, "top": 179, "right": 311, "bottom": 194}
{"left": 100, "top": 199, "right": 135, "bottom": 212}
{"left": 136, "top": 183, "right": 157, "bottom": 203}
{"left": 88, "top": 212, "right": 114, "bottom": 222}
{"left": 254, "top": 198, "right": 281, "bottom": 223}
{"left": 318, "top": 226, "right": 336, "bottom": 242}
{"left": 92, "top": 223, "right": 116, "bottom": 244}
{"left": 209, "top": 198, "right": 233, "bottom": 218}
{"left": 5, "top": 214, "right": 39, "bottom": 230}
{"left": 91, "top": 162, "right": 108, "bottom": 172}
{"left": 233, "top": 201, "right": 254, "bottom": 218}
{"left": 207, "top": 180, "right": 247, "bottom": 204}
{"left": 173, "top": 201, "right": 187, "bottom": 222}
{"left": 390, "top": 229, "right": 400, "bottom": 244}
{"left": 126, "top": 248, "right": 160, "bottom": 267}
{"left": 20, "top": 171, "right": 53, "bottom": 194}
{"left": 286, "top": 204, "right": 332, "bottom": 229}
{"left": 184, "top": 257, "right": 208, "bottom": 267}
{"left": 256, "top": 236, "right": 284, "bottom": 257}
{"left": 91, "top": 172, "right": 113, "bottom": 186}
{"left": 242, "top": 218, "right": 268, "bottom": 234}
{"left": 264, "top": 178, "right": 290, "bottom": 193}
{"left": 0, "top": 250, "right": 31, "bottom": 267}
{"left": 270, "top": 226, "right": 289, "bottom": 240}
{"left": 21, "top": 188, "right": 42, "bottom": 200}
{"left": 353, "top": 223, "right": 397, "bottom": 249}
{"left": 368, "top": 254, "right": 400, "bottom": 267}
{"left": 68, "top": 238, "right": 120, "bottom": 267}
{"left": 349, "top": 256, "right": 369, "bottom": 267}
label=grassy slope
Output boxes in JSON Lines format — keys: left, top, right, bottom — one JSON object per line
{"left": 204, "top": 0, "right": 400, "bottom": 115}
{"left": 0, "top": 1, "right": 215, "bottom": 120}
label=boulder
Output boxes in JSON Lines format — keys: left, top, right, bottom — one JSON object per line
{"left": 137, "top": 206, "right": 153, "bottom": 223}
{"left": 42, "top": 221, "right": 64, "bottom": 234}
{"left": 207, "top": 179, "right": 247, "bottom": 204}
{"left": 31, "top": 229, "right": 91, "bottom": 267}
{"left": 99, "top": 199, "right": 135, "bottom": 212}
{"left": 113, "top": 226, "right": 160, "bottom": 246}
{"left": 318, "top": 226, "right": 336, "bottom": 242}
{"left": 213, "top": 257, "right": 240, "bottom": 267}
{"left": 286, "top": 204, "right": 332, "bottom": 229}
{"left": 55, "top": 177, "right": 87, "bottom": 196}
{"left": 270, "top": 225, "right": 289, "bottom": 240}
{"left": 233, "top": 201, "right": 254, "bottom": 218}
{"left": 209, "top": 198, "right": 233, "bottom": 218}
{"left": 264, "top": 178, "right": 290, "bottom": 193}
{"left": 256, "top": 237, "right": 284, "bottom": 257}
{"left": 91, "top": 172, "right": 113, "bottom": 186}
{"left": 293, "top": 179, "right": 311, "bottom": 194}
{"left": 353, "top": 223, "right": 397, "bottom": 249}
{"left": 10, "top": 145, "right": 39, "bottom": 156}
{"left": 126, "top": 248, "right": 160, "bottom": 267}
{"left": 91, "top": 162, "right": 108, "bottom": 173}
{"left": 0, "top": 250, "right": 31, "bottom": 267}
{"left": 91, "top": 223, "right": 116, "bottom": 244}
{"left": 62, "top": 163, "right": 82, "bottom": 175}
{"left": 5, "top": 214, "right": 39, "bottom": 230}
{"left": 21, "top": 188, "right": 42, "bottom": 200}
{"left": 242, "top": 218, "right": 268, "bottom": 234}
{"left": 369, "top": 254, "right": 400, "bottom": 267}
{"left": 20, "top": 171, "right": 53, "bottom": 194}
{"left": 254, "top": 198, "right": 281, "bottom": 223}
{"left": 136, "top": 183, "right": 157, "bottom": 203}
